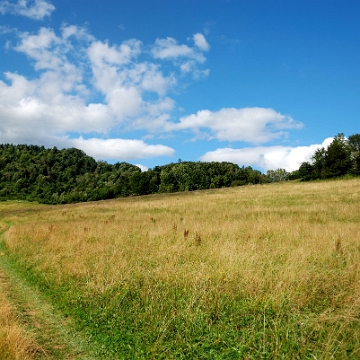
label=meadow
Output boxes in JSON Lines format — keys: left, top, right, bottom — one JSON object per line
{"left": 0, "top": 178, "right": 360, "bottom": 359}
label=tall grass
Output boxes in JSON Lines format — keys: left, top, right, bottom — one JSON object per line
{"left": 0, "top": 269, "right": 40, "bottom": 360}
{"left": 2, "top": 179, "right": 360, "bottom": 358}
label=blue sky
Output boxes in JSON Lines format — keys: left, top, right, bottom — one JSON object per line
{"left": 0, "top": 0, "right": 359, "bottom": 172}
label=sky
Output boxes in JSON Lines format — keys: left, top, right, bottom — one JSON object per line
{"left": 0, "top": 0, "right": 359, "bottom": 172}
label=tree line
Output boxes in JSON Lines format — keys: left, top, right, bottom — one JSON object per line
{"left": 0, "top": 144, "right": 267, "bottom": 204}
{"left": 0, "top": 133, "right": 358, "bottom": 204}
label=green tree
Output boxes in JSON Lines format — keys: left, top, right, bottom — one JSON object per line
{"left": 323, "top": 133, "right": 351, "bottom": 178}
{"left": 298, "top": 162, "right": 314, "bottom": 180}
{"left": 301, "top": 133, "right": 353, "bottom": 180}
{"left": 266, "top": 168, "right": 289, "bottom": 182}
{"left": 348, "top": 134, "right": 360, "bottom": 175}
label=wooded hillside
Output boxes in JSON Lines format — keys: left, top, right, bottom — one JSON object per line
{"left": 1, "top": 133, "right": 359, "bottom": 204}
{"left": 0, "top": 144, "right": 266, "bottom": 204}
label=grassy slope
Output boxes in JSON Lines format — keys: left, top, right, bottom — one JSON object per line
{"left": 0, "top": 179, "right": 360, "bottom": 358}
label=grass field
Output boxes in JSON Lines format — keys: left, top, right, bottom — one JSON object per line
{"left": 0, "top": 178, "right": 360, "bottom": 359}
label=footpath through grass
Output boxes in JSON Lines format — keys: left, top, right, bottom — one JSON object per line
{"left": 1, "top": 179, "right": 360, "bottom": 358}
{"left": 0, "top": 206, "right": 96, "bottom": 360}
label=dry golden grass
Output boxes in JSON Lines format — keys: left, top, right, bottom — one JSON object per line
{"left": 2, "top": 178, "right": 360, "bottom": 357}
{"left": 4, "top": 179, "right": 360, "bottom": 313}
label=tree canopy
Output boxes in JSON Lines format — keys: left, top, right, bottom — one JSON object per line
{"left": 0, "top": 144, "right": 267, "bottom": 204}
{"left": 1, "top": 133, "right": 359, "bottom": 204}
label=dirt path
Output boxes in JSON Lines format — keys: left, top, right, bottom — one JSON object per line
{"left": 0, "top": 221, "right": 96, "bottom": 360}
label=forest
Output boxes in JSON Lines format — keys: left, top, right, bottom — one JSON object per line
{"left": 0, "top": 144, "right": 266, "bottom": 204}
{"left": 0, "top": 133, "right": 359, "bottom": 204}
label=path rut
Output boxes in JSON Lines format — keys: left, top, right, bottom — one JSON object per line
{"left": 0, "top": 221, "right": 96, "bottom": 360}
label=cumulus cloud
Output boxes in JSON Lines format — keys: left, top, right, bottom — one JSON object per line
{"left": 87, "top": 38, "right": 176, "bottom": 124}
{"left": 151, "top": 33, "right": 209, "bottom": 76}
{"left": 0, "top": 25, "right": 212, "bottom": 161}
{"left": 170, "top": 107, "right": 303, "bottom": 143}
{"left": 200, "top": 138, "right": 333, "bottom": 172}
{"left": 0, "top": 73, "right": 115, "bottom": 141}
{"left": 69, "top": 138, "right": 175, "bottom": 160}
{"left": 15, "top": 27, "right": 77, "bottom": 77}
{"left": 87, "top": 39, "right": 142, "bottom": 68}
{"left": 193, "top": 33, "right": 210, "bottom": 51}
{"left": 0, "top": 0, "right": 55, "bottom": 20}
{"left": 0, "top": 25, "right": 115, "bottom": 139}
{"left": 151, "top": 37, "right": 195, "bottom": 59}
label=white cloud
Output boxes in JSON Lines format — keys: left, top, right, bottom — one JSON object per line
{"left": 60, "top": 24, "right": 95, "bottom": 42}
{"left": 0, "top": 26, "right": 115, "bottom": 137}
{"left": 151, "top": 33, "right": 209, "bottom": 60}
{"left": 0, "top": 0, "right": 55, "bottom": 20}
{"left": 1, "top": 26, "right": 209, "bottom": 143}
{"left": 0, "top": 26, "right": 211, "bottom": 161}
{"left": 135, "top": 164, "right": 149, "bottom": 172}
{"left": 70, "top": 138, "right": 175, "bottom": 160}
{"left": 151, "top": 37, "right": 195, "bottom": 59}
{"left": 15, "top": 27, "right": 74, "bottom": 77}
{"left": 200, "top": 138, "right": 333, "bottom": 172}
{"left": 150, "top": 34, "right": 209, "bottom": 76}
{"left": 87, "top": 39, "right": 142, "bottom": 68}
{"left": 170, "top": 107, "right": 303, "bottom": 143}
{"left": 193, "top": 33, "right": 210, "bottom": 51}
{"left": 87, "top": 39, "right": 177, "bottom": 124}
{"left": 0, "top": 71, "right": 115, "bottom": 138}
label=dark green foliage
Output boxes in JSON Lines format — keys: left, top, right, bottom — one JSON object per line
{"left": 288, "top": 169, "right": 300, "bottom": 180}
{"left": 298, "top": 133, "right": 360, "bottom": 181}
{"left": 157, "top": 162, "right": 265, "bottom": 193}
{"left": 323, "top": 134, "right": 352, "bottom": 177}
{"left": 0, "top": 144, "right": 266, "bottom": 204}
{"left": 348, "top": 134, "right": 360, "bottom": 175}
{"left": 298, "top": 161, "right": 314, "bottom": 181}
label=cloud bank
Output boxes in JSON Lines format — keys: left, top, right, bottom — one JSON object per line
{"left": 0, "top": 23, "right": 210, "bottom": 160}
{"left": 200, "top": 138, "right": 333, "bottom": 172}
{"left": 0, "top": 5, "right": 326, "bottom": 171}
{"left": 70, "top": 138, "right": 175, "bottom": 161}
{"left": 170, "top": 107, "right": 303, "bottom": 143}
